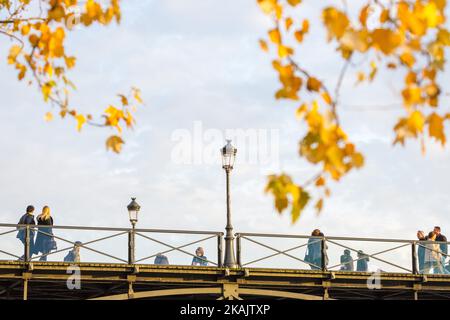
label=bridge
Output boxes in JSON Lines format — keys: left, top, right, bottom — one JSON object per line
{"left": 0, "top": 223, "right": 449, "bottom": 300}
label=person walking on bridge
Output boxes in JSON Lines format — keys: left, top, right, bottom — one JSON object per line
{"left": 16, "top": 205, "right": 36, "bottom": 260}
{"left": 34, "top": 206, "right": 57, "bottom": 261}
{"left": 356, "top": 250, "right": 369, "bottom": 272}
{"left": 305, "top": 229, "right": 326, "bottom": 270}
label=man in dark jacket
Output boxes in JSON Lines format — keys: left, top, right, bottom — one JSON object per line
{"left": 434, "top": 226, "right": 448, "bottom": 273}
{"left": 16, "top": 205, "right": 36, "bottom": 260}
{"left": 434, "top": 226, "right": 447, "bottom": 255}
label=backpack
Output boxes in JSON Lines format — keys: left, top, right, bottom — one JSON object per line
{"left": 64, "top": 251, "right": 75, "bottom": 262}
{"left": 154, "top": 254, "right": 169, "bottom": 265}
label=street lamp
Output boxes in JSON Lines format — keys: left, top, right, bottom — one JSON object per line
{"left": 127, "top": 197, "right": 140, "bottom": 264}
{"left": 127, "top": 197, "right": 141, "bottom": 228}
{"left": 221, "top": 140, "right": 237, "bottom": 268}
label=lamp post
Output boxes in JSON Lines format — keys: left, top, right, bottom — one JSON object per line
{"left": 127, "top": 197, "right": 141, "bottom": 264}
{"left": 221, "top": 140, "right": 237, "bottom": 268}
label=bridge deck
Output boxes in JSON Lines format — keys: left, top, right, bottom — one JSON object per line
{"left": 1, "top": 261, "right": 450, "bottom": 300}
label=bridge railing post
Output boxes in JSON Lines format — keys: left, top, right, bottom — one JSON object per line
{"left": 24, "top": 225, "right": 30, "bottom": 262}
{"left": 412, "top": 241, "right": 418, "bottom": 275}
{"left": 217, "top": 234, "right": 223, "bottom": 267}
{"left": 321, "top": 237, "right": 327, "bottom": 272}
{"left": 236, "top": 234, "right": 242, "bottom": 268}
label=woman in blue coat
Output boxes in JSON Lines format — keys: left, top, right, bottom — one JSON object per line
{"left": 34, "top": 206, "right": 56, "bottom": 261}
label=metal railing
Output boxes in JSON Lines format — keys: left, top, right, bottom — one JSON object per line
{"left": 0, "top": 223, "right": 223, "bottom": 267}
{"left": 2, "top": 223, "right": 450, "bottom": 275}
{"left": 236, "top": 232, "right": 450, "bottom": 275}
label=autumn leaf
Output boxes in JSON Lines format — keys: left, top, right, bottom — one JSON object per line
{"left": 428, "top": 113, "right": 446, "bottom": 145}
{"left": 44, "top": 112, "right": 54, "bottom": 122}
{"left": 268, "top": 28, "right": 281, "bottom": 45}
{"left": 322, "top": 7, "right": 349, "bottom": 40}
{"left": 259, "top": 39, "right": 269, "bottom": 52}
{"left": 76, "top": 114, "right": 86, "bottom": 132}
{"left": 306, "top": 77, "right": 321, "bottom": 92}
{"left": 106, "top": 135, "right": 125, "bottom": 153}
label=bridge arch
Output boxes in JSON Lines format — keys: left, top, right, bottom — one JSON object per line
{"left": 91, "top": 286, "right": 324, "bottom": 300}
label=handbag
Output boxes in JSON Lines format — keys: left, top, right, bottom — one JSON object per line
{"left": 45, "top": 237, "right": 57, "bottom": 251}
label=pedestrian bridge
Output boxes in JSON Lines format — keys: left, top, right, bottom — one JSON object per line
{"left": 0, "top": 223, "right": 449, "bottom": 300}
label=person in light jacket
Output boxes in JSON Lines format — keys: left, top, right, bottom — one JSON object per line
{"left": 423, "top": 231, "right": 443, "bottom": 274}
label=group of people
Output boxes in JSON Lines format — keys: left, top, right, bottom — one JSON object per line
{"left": 154, "top": 247, "right": 209, "bottom": 266}
{"left": 305, "top": 227, "right": 449, "bottom": 274}
{"left": 416, "top": 227, "right": 449, "bottom": 274}
{"left": 15, "top": 206, "right": 449, "bottom": 273}
{"left": 16, "top": 205, "right": 80, "bottom": 262}
{"left": 16, "top": 205, "right": 208, "bottom": 265}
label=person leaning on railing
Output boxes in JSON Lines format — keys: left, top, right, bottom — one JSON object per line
{"left": 64, "top": 241, "right": 82, "bottom": 263}
{"left": 305, "top": 229, "right": 327, "bottom": 270}
{"left": 356, "top": 250, "right": 369, "bottom": 272}
{"left": 340, "top": 249, "right": 354, "bottom": 271}
{"left": 191, "top": 247, "right": 208, "bottom": 266}
{"left": 16, "top": 205, "right": 36, "bottom": 261}
{"left": 416, "top": 231, "right": 427, "bottom": 274}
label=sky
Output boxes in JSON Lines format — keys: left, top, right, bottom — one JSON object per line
{"left": 0, "top": 0, "right": 449, "bottom": 270}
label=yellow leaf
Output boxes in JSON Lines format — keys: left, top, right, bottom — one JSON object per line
{"left": 307, "top": 77, "right": 321, "bottom": 92}
{"left": 294, "top": 30, "right": 304, "bottom": 43}
{"left": 21, "top": 24, "right": 30, "bottom": 36}
{"left": 321, "top": 92, "right": 332, "bottom": 105}
{"left": 278, "top": 45, "right": 293, "bottom": 58}
{"left": 44, "top": 112, "right": 54, "bottom": 122}
{"left": 285, "top": 17, "right": 293, "bottom": 31}
{"left": 259, "top": 39, "right": 269, "bottom": 52}
{"left": 132, "top": 87, "right": 143, "bottom": 104}
{"left": 257, "top": 0, "right": 277, "bottom": 14}
{"left": 371, "top": 29, "right": 402, "bottom": 55}
{"left": 400, "top": 52, "right": 415, "bottom": 67}
{"left": 408, "top": 110, "right": 425, "bottom": 133}
{"left": 8, "top": 45, "right": 22, "bottom": 65}
{"left": 315, "top": 198, "right": 323, "bottom": 213}
{"left": 428, "top": 113, "right": 446, "bottom": 145}
{"left": 296, "top": 103, "right": 308, "bottom": 119}
{"left": 322, "top": 7, "right": 349, "bottom": 40}
{"left": 65, "top": 56, "right": 76, "bottom": 69}
{"left": 118, "top": 94, "right": 129, "bottom": 106}
{"left": 340, "top": 30, "right": 369, "bottom": 53}
{"left": 315, "top": 177, "right": 325, "bottom": 186}
{"left": 380, "top": 9, "right": 390, "bottom": 23}
{"left": 42, "top": 83, "right": 52, "bottom": 102}
{"left": 106, "top": 135, "right": 125, "bottom": 153}
{"left": 359, "top": 5, "right": 370, "bottom": 26}
{"left": 76, "top": 114, "right": 86, "bottom": 132}
{"left": 268, "top": 28, "right": 281, "bottom": 45}
{"left": 302, "top": 19, "right": 309, "bottom": 33}
{"left": 287, "top": 0, "right": 301, "bottom": 6}
{"left": 351, "top": 153, "right": 364, "bottom": 168}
